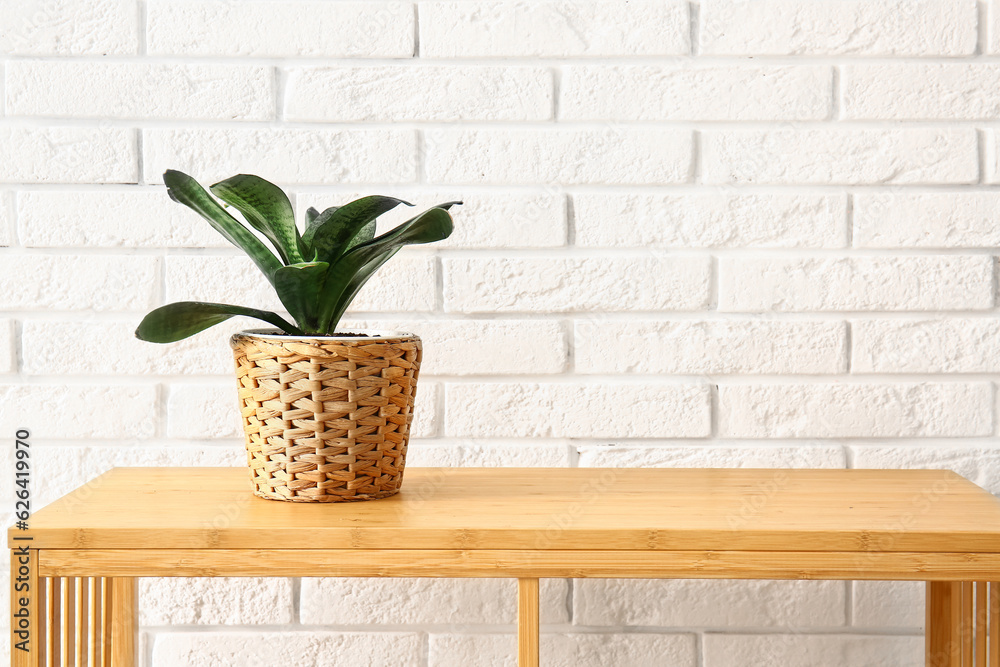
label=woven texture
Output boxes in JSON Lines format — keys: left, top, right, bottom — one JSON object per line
{"left": 230, "top": 331, "right": 422, "bottom": 502}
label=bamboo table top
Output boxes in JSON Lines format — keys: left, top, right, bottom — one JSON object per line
{"left": 11, "top": 466, "right": 1000, "bottom": 554}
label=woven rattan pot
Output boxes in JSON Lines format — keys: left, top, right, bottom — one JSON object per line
{"left": 230, "top": 329, "right": 421, "bottom": 502}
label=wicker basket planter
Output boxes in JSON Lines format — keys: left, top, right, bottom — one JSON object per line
{"left": 230, "top": 329, "right": 422, "bottom": 502}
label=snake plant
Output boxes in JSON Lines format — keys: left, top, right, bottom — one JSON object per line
{"left": 136, "top": 170, "right": 458, "bottom": 342}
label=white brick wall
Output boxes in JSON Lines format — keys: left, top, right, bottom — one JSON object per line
{"left": 146, "top": 1, "right": 414, "bottom": 58}
{"left": 5, "top": 0, "right": 999, "bottom": 664}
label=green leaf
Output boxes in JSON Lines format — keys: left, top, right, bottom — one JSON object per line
{"left": 317, "top": 205, "right": 456, "bottom": 332}
{"left": 210, "top": 174, "right": 304, "bottom": 265}
{"left": 307, "top": 196, "right": 412, "bottom": 266}
{"left": 273, "top": 261, "right": 329, "bottom": 332}
{"left": 345, "top": 220, "right": 376, "bottom": 253}
{"left": 302, "top": 206, "right": 337, "bottom": 248}
{"left": 163, "top": 170, "right": 282, "bottom": 285}
{"left": 135, "top": 301, "right": 303, "bottom": 343}
{"left": 305, "top": 207, "right": 321, "bottom": 227}
{"left": 322, "top": 248, "right": 400, "bottom": 333}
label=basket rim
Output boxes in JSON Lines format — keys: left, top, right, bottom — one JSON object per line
{"left": 235, "top": 328, "right": 418, "bottom": 342}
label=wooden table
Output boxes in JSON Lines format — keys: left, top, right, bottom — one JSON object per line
{"left": 9, "top": 466, "right": 1000, "bottom": 666}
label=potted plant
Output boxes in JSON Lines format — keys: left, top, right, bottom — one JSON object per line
{"left": 136, "top": 170, "right": 459, "bottom": 502}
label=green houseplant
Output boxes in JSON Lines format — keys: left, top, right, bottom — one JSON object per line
{"left": 137, "top": 170, "right": 460, "bottom": 503}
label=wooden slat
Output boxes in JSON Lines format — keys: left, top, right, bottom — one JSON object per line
{"left": 102, "top": 578, "right": 112, "bottom": 667}
{"left": 964, "top": 582, "right": 975, "bottom": 667}
{"left": 517, "top": 578, "right": 539, "bottom": 667}
{"left": 990, "top": 582, "right": 999, "bottom": 667}
{"left": 76, "top": 577, "right": 88, "bottom": 667}
{"left": 109, "top": 578, "right": 136, "bottom": 667}
{"left": 63, "top": 577, "right": 75, "bottom": 666}
{"left": 37, "top": 547, "right": 1000, "bottom": 581}
{"left": 90, "top": 577, "right": 100, "bottom": 667}
{"left": 37, "top": 578, "right": 46, "bottom": 667}
{"left": 929, "top": 582, "right": 960, "bottom": 667}
{"left": 10, "top": 547, "right": 39, "bottom": 667}
{"left": 13, "top": 467, "right": 1000, "bottom": 554}
{"left": 977, "top": 582, "right": 988, "bottom": 667}
{"left": 48, "top": 578, "right": 60, "bottom": 667}
{"left": 953, "top": 582, "right": 967, "bottom": 667}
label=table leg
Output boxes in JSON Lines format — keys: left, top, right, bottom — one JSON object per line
{"left": 518, "top": 578, "right": 539, "bottom": 667}
{"left": 110, "top": 577, "right": 138, "bottom": 667}
{"left": 10, "top": 548, "right": 39, "bottom": 667}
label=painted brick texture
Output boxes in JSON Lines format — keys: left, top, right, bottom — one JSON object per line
{"left": 4, "top": 0, "right": 999, "bottom": 664}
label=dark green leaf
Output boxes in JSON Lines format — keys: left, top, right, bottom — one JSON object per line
{"left": 163, "top": 170, "right": 282, "bottom": 284}
{"left": 322, "top": 249, "right": 400, "bottom": 333}
{"left": 317, "top": 206, "right": 456, "bottom": 332}
{"left": 308, "top": 196, "right": 412, "bottom": 266}
{"left": 305, "top": 207, "right": 321, "bottom": 227}
{"left": 210, "top": 174, "right": 304, "bottom": 264}
{"left": 345, "top": 220, "right": 376, "bottom": 253}
{"left": 273, "top": 261, "right": 329, "bottom": 332}
{"left": 302, "top": 206, "right": 338, "bottom": 248}
{"left": 135, "top": 301, "right": 302, "bottom": 343}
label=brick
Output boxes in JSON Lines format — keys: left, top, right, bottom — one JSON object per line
{"left": 285, "top": 66, "right": 552, "bottom": 122}
{"left": 851, "top": 444, "right": 1000, "bottom": 496}
{"left": 574, "top": 192, "right": 846, "bottom": 249}
{"left": 990, "top": 0, "right": 1000, "bottom": 54}
{"left": 151, "top": 632, "right": 423, "bottom": 666}
{"left": 980, "top": 131, "right": 1000, "bottom": 183}
{"left": 577, "top": 444, "right": 847, "bottom": 469}
{"left": 406, "top": 440, "right": 570, "bottom": 467}
{"left": 575, "top": 579, "right": 845, "bottom": 627}
{"left": 446, "top": 383, "right": 711, "bottom": 438}
{"left": 22, "top": 319, "right": 250, "bottom": 376}
{"left": 719, "top": 383, "right": 993, "bottom": 438}
{"left": 718, "top": 256, "right": 994, "bottom": 312}
{"left": 342, "top": 319, "right": 567, "bottom": 375}
{"left": 301, "top": 578, "right": 568, "bottom": 624}
{"left": 562, "top": 65, "right": 831, "bottom": 121}
{"left": 853, "top": 581, "right": 923, "bottom": 628}
{"left": 575, "top": 320, "right": 846, "bottom": 374}
{"left": 430, "top": 633, "right": 697, "bottom": 667}
{"left": 853, "top": 319, "right": 1000, "bottom": 373}
{"left": 844, "top": 64, "right": 1000, "bottom": 120}
{"left": 0, "top": 542, "right": 7, "bottom": 654}
{"left": 27, "top": 443, "right": 242, "bottom": 507}
{"left": 166, "top": 253, "right": 436, "bottom": 316}
{"left": 147, "top": 1, "right": 413, "bottom": 58}
{"left": 0, "top": 255, "right": 158, "bottom": 311}
{"left": 0, "top": 385, "right": 158, "bottom": 440}
{"left": 700, "top": 0, "right": 976, "bottom": 56}
{"left": 855, "top": 192, "right": 1000, "bottom": 248}
{"left": 144, "top": 128, "right": 417, "bottom": 185}
{"left": 0, "top": 320, "right": 13, "bottom": 374}
{"left": 411, "top": 380, "right": 439, "bottom": 438}
{"left": 444, "top": 256, "right": 711, "bottom": 313}
{"left": 8, "top": 62, "right": 274, "bottom": 121}
{"left": 141, "top": 578, "right": 292, "bottom": 625}
{"left": 0, "top": 193, "right": 10, "bottom": 247}
{"left": 425, "top": 128, "right": 692, "bottom": 185}
{"left": 421, "top": 0, "right": 689, "bottom": 57}
{"left": 703, "top": 129, "right": 978, "bottom": 185}
{"left": 0, "top": 0, "right": 138, "bottom": 55}
{"left": 18, "top": 189, "right": 227, "bottom": 248}
{"left": 168, "top": 384, "right": 242, "bottom": 439}
{"left": 0, "top": 127, "right": 137, "bottom": 184}
{"left": 703, "top": 634, "right": 922, "bottom": 667}
{"left": 295, "top": 189, "right": 567, "bottom": 249}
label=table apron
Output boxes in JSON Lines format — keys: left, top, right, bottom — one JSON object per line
{"left": 36, "top": 548, "right": 1000, "bottom": 580}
